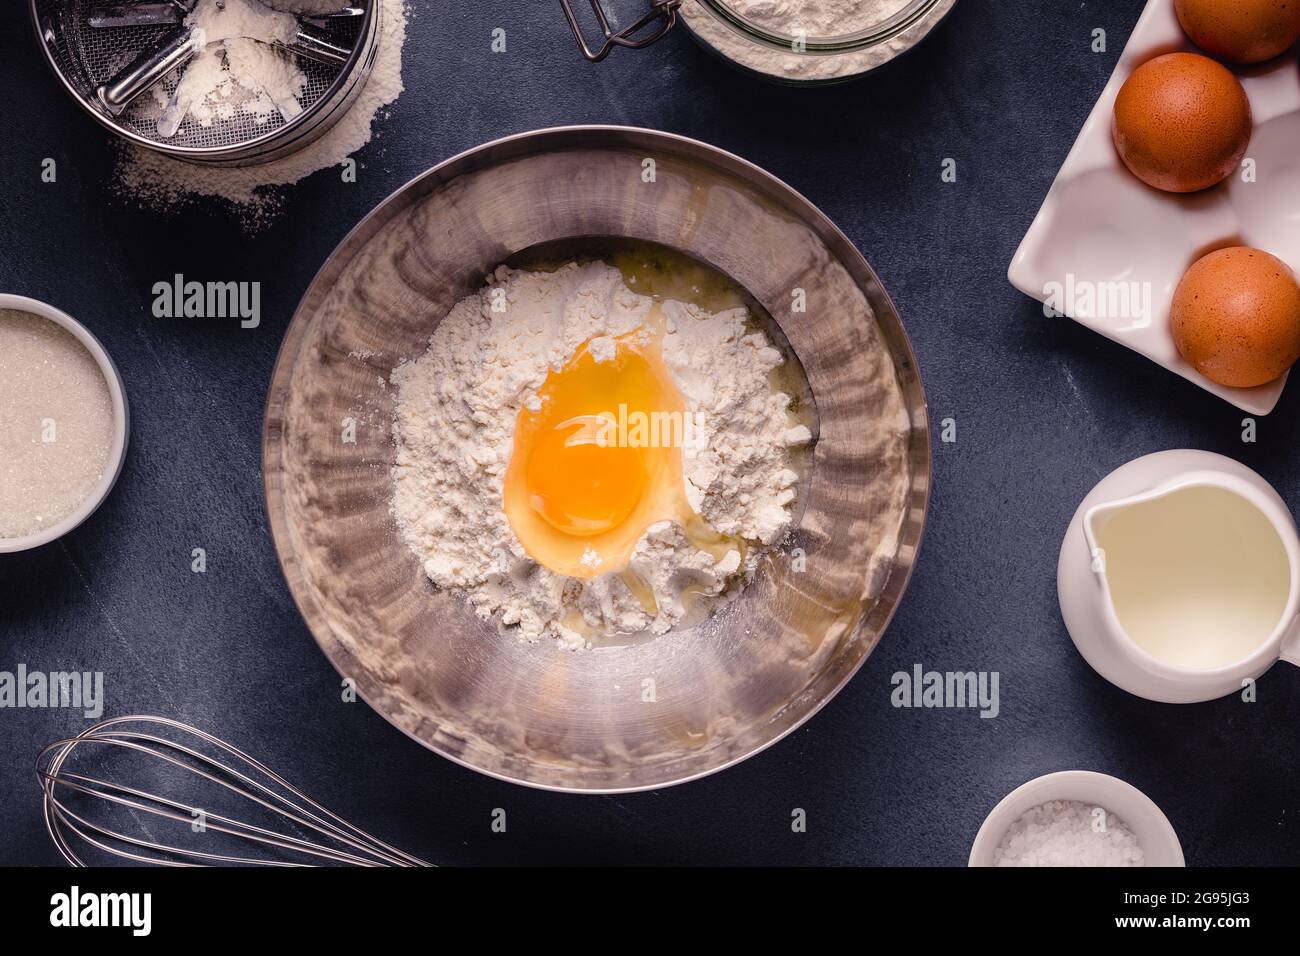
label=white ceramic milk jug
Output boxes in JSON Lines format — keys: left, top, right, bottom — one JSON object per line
{"left": 1059, "top": 450, "right": 1300, "bottom": 703}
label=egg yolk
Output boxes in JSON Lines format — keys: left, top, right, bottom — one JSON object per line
{"left": 504, "top": 328, "right": 693, "bottom": 579}
{"left": 525, "top": 415, "right": 647, "bottom": 537}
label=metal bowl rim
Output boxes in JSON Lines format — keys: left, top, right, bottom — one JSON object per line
{"left": 261, "top": 124, "right": 932, "bottom": 793}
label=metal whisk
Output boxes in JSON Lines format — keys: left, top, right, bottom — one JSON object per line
{"left": 37, "top": 715, "right": 431, "bottom": 867}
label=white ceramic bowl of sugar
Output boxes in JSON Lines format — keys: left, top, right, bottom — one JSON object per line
{"left": 969, "top": 770, "right": 1185, "bottom": 867}
{"left": 0, "top": 294, "right": 129, "bottom": 554}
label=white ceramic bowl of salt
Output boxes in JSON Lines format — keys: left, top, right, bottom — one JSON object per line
{"left": 969, "top": 770, "right": 1185, "bottom": 867}
{"left": 0, "top": 295, "right": 129, "bottom": 553}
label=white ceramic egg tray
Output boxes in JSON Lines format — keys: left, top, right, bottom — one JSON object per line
{"left": 1009, "top": 0, "right": 1300, "bottom": 414}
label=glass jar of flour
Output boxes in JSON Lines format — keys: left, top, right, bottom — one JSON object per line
{"left": 559, "top": 0, "right": 958, "bottom": 84}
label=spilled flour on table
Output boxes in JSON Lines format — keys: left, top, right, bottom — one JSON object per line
{"left": 390, "top": 262, "right": 812, "bottom": 651}
{"left": 115, "top": 1, "right": 408, "bottom": 229}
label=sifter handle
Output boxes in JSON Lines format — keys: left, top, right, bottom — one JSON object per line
{"left": 283, "top": 24, "right": 352, "bottom": 67}
{"left": 96, "top": 26, "right": 203, "bottom": 116}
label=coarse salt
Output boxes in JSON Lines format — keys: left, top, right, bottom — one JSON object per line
{"left": 993, "top": 800, "right": 1145, "bottom": 867}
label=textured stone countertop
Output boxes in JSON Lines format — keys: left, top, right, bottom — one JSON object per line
{"left": 1, "top": 0, "right": 1297, "bottom": 866}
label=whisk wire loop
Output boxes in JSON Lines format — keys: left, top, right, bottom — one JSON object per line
{"left": 37, "top": 715, "right": 431, "bottom": 867}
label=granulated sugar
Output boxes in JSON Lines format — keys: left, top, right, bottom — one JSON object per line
{"left": 994, "top": 800, "right": 1145, "bottom": 867}
{"left": 117, "top": 1, "right": 408, "bottom": 228}
{"left": 0, "top": 310, "right": 115, "bottom": 540}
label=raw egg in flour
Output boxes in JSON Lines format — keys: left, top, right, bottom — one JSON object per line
{"left": 504, "top": 324, "right": 711, "bottom": 580}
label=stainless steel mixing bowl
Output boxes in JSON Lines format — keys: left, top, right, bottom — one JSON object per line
{"left": 263, "top": 126, "right": 929, "bottom": 792}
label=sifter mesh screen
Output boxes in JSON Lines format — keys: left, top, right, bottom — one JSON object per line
{"left": 49, "top": 0, "right": 364, "bottom": 152}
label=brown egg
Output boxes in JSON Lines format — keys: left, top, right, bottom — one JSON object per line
{"left": 1175, "top": 0, "right": 1300, "bottom": 64}
{"left": 1112, "top": 52, "right": 1252, "bottom": 193}
{"left": 1171, "top": 247, "right": 1300, "bottom": 388}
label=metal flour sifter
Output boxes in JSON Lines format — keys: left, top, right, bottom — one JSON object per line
{"left": 30, "top": 0, "right": 382, "bottom": 166}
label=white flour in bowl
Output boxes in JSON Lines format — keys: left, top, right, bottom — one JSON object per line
{"left": 116, "top": 1, "right": 408, "bottom": 229}
{"left": 724, "top": 0, "right": 912, "bottom": 37}
{"left": 683, "top": 0, "right": 919, "bottom": 81}
{"left": 390, "top": 262, "right": 811, "bottom": 650}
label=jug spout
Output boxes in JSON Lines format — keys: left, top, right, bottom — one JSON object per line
{"left": 1081, "top": 465, "right": 1300, "bottom": 673}
{"left": 1082, "top": 469, "right": 1283, "bottom": 572}
{"left": 1060, "top": 450, "right": 1300, "bottom": 702}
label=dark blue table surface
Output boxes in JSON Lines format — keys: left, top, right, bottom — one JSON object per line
{"left": 2, "top": 0, "right": 1298, "bottom": 867}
